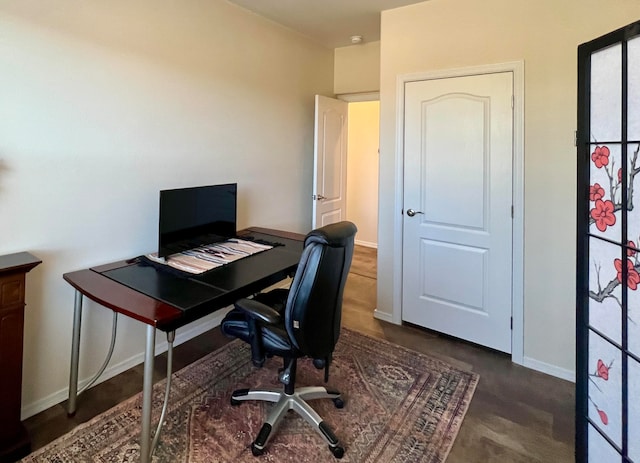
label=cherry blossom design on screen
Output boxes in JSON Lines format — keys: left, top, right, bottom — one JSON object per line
{"left": 589, "top": 359, "right": 614, "bottom": 425}
{"left": 588, "top": 143, "right": 640, "bottom": 428}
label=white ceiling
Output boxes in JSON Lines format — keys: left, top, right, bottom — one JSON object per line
{"left": 226, "top": 0, "right": 426, "bottom": 49}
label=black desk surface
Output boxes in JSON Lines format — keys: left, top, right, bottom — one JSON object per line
{"left": 89, "top": 230, "right": 303, "bottom": 330}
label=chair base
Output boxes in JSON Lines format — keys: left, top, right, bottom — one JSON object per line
{"left": 230, "top": 386, "right": 345, "bottom": 459}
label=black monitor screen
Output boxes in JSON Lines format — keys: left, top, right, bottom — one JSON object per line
{"left": 158, "top": 183, "right": 237, "bottom": 258}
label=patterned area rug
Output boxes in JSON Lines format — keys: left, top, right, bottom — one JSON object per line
{"left": 21, "top": 329, "right": 478, "bottom": 463}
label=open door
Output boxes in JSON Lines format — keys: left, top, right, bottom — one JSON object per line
{"left": 313, "top": 95, "right": 348, "bottom": 228}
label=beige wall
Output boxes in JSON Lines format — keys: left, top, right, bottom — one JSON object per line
{"left": 379, "top": 0, "right": 640, "bottom": 376}
{"left": 0, "top": 0, "right": 333, "bottom": 417}
{"left": 334, "top": 41, "right": 380, "bottom": 95}
{"left": 347, "top": 101, "right": 379, "bottom": 247}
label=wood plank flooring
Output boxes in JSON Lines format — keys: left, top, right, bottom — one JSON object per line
{"left": 23, "top": 245, "right": 575, "bottom": 462}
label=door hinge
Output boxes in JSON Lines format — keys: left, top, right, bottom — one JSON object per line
{"left": 574, "top": 130, "right": 578, "bottom": 147}
{"left": 510, "top": 317, "right": 513, "bottom": 330}
{"left": 511, "top": 95, "right": 514, "bottom": 109}
{"left": 511, "top": 205, "right": 514, "bottom": 218}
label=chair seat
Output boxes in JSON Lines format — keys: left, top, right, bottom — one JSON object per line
{"left": 221, "top": 308, "right": 294, "bottom": 356}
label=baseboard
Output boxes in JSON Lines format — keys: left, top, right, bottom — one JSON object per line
{"left": 373, "top": 309, "right": 394, "bottom": 324}
{"left": 369, "top": 313, "right": 575, "bottom": 383}
{"left": 355, "top": 239, "right": 377, "bottom": 249}
{"left": 522, "top": 356, "right": 575, "bottom": 383}
{"left": 21, "top": 306, "right": 233, "bottom": 420}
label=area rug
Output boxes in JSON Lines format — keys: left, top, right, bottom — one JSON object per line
{"left": 21, "top": 329, "right": 479, "bottom": 463}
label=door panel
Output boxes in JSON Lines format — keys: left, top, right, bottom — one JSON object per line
{"left": 422, "top": 95, "right": 487, "bottom": 230}
{"left": 402, "top": 72, "right": 513, "bottom": 353}
{"left": 313, "top": 95, "right": 348, "bottom": 228}
{"left": 420, "top": 239, "right": 487, "bottom": 312}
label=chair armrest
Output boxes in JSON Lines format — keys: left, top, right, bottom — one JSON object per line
{"left": 234, "top": 298, "right": 282, "bottom": 324}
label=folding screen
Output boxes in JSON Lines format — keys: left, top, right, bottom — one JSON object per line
{"left": 577, "top": 20, "right": 640, "bottom": 462}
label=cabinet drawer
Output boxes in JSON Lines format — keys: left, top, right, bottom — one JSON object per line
{"left": 0, "top": 274, "right": 25, "bottom": 307}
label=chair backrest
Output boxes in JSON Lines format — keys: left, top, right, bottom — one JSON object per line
{"left": 284, "top": 221, "right": 357, "bottom": 358}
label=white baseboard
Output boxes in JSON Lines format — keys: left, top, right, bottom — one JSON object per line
{"left": 21, "top": 307, "right": 232, "bottom": 420}
{"left": 373, "top": 309, "right": 395, "bottom": 324}
{"left": 370, "top": 313, "right": 575, "bottom": 383}
{"left": 522, "top": 356, "right": 575, "bottom": 383}
{"left": 355, "top": 239, "right": 377, "bottom": 249}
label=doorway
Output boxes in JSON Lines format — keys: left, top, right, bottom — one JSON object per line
{"left": 346, "top": 100, "right": 379, "bottom": 248}
{"left": 393, "top": 62, "right": 525, "bottom": 362}
{"left": 313, "top": 95, "right": 379, "bottom": 248}
{"left": 402, "top": 72, "right": 513, "bottom": 353}
{"left": 344, "top": 98, "right": 380, "bottom": 318}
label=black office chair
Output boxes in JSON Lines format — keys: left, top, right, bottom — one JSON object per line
{"left": 220, "top": 221, "right": 357, "bottom": 459}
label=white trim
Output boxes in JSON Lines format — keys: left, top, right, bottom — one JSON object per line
{"left": 511, "top": 61, "right": 525, "bottom": 366}
{"left": 523, "top": 356, "right": 575, "bottom": 383}
{"left": 355, "top": 239, "right": 378, "bottom": 248}
{"left": 21, "top": 308, "right": 232, "bottom": 420}
{"left": 392, "top": 73, "right": 406, "bottom": 325}
{"left": 393, "top": 61, "right": 525, "bottom": 364}
{"left": 337, "top": 92, "right": 380, "bottom": 102}
{"left": 373, "top": 308, "right": 394, "bottom": 323}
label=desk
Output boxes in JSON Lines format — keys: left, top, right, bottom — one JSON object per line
{"left": 63, "top": 228, "right": 303, "bottom": 462}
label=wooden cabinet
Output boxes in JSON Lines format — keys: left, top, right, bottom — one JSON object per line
{"left": 0, "top": 253, "right": 41, "bottom": 463}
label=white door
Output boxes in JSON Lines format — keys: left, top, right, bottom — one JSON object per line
{"left": 313, "top": 95, "right": 348, "bottom": 228}
{"left": 402, "top": 72, "right": 513, "bottom": 353}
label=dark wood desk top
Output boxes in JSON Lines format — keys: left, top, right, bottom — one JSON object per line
{"left": 63, "top": 228, "right": 304, "bottom": 331}
{"left": 63, "top": 269, "right": 183, "bottom": 329}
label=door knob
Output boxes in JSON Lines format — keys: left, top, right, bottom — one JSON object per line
{"left": 314, "top": 194, "right": 326, "bottom": 200}
{"left": 406, "top": 209, "right": 424, "bottom": 217}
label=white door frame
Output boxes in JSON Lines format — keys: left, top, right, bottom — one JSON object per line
{"left": 391, "top": 61, "right": 525, "bottom": 365}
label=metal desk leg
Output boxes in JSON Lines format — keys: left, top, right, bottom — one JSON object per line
{"left": 67, "top": 290, "right": 83, "bottom": 416}
{"left": 150, "top": 331, "right": 175, "bottom": 453}
{"left": 140, "top": 324, "right": 156, "bottom": 463}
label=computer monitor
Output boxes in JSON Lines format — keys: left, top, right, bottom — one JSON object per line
{"left": 158, "top": 183, "right": 237, "bottom": 258}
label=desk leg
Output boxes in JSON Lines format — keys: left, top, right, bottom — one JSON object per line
{"left": 140, "top": 324, "right": 156, "bottom": 463}
{"left": 67, "top": 290, "right": 83, "bottom": 416}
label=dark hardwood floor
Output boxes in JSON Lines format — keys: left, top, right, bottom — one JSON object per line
{"left": 23, "top": 245, "right": 575, "bottom": 462}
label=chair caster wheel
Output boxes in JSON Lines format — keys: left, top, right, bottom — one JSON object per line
{"left": 333, "top": 397, "right": 344, "bottom": 409}
{"left": 251, "top": 443, "right": 264, "bottom": 456}
{"left": 330, "top": 445, "right": 345, "bottom": 459}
